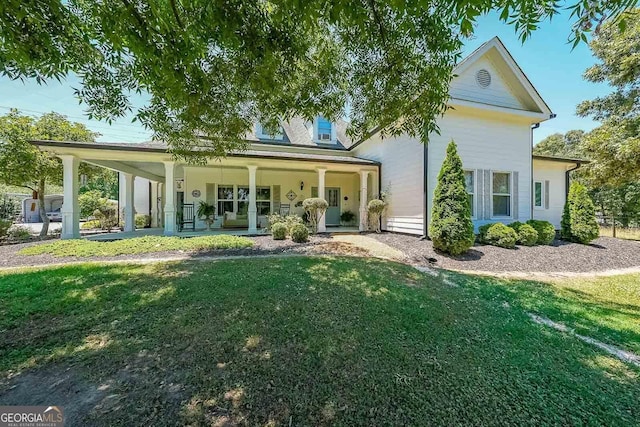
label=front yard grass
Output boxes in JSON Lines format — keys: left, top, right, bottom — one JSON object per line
{"left": 0, "top": 257, "right": 638, "bottom": 425}
{"left": 17, "top": 235, "right": 254, "bottom": 257}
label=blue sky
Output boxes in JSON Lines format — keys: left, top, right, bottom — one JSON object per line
{"left": 0, "top": 10, "right": 608, "bottom": 145}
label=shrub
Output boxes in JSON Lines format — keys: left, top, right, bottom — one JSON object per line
{"left": 367, "top": 199, "right": 386, "bottom": 232}
{"left": 477, "top": 223, "right": 492, "bottom": 243}
{"left": 0, "top": 219, "right": 11, "bottom": 238}
{"left": 513, "top": 223, "right": 538, "bottom": 246}
{"left": 267, "top": 214, "right": 303, "bottom": 234}
{"left": 429, "top": 141, "right": 475, "bottom": 255}
{"left": 483, "top": 223, "right": 517, "bottom": 249}
{"left": 94, "top": 205, "right": 118, "bottom": 232}
{"left": 302, "top": 198, "right": 328, "bottom": 234}
{"left": 340, "top": 210, "right": 356, "bottom": 225}
{"left": 526, "top": 219, "right": 556, "bottom": 245}
{"left": 81, "top": 220, "right": 102, "bottom": 230}
{"left": 290, "top": 223, "right": 309, "bottom": 243}
{"left": 561, "top": 182, "right": 599, "bottom": 244}
{"left": 136, "top": 214, "right": 151, "bottom": 229}
{"left": 78, "top": 190, "right": 108, "bottom": 219}
{"left": 8, "top": 225, "right": 32, "bottom": 241}
{"left": 271, "top": 223, "right": 287, "bottom": 240}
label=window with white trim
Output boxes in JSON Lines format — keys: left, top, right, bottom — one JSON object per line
{"left": 217, "top": 186, "right": 234, "bottom": 214}
{"left": 492, "top": 172, "right": 511, "bottom": 217}
{"left": 464, "top": 170, "right": 475, "bottom": 217}
{"left": 236, "top": 186, "right": 271, "bottom": 215}
{"left": 534, "top": 181, "right": 543, "bottom": 208}
{"left": 256, "top": 123, "right": 283, "bottom": 140}
{"left": 316, "top": 117, "right": 332, "bottom": 141}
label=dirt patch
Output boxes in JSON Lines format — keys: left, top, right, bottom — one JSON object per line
{"left": 0, "top": 364, "right": 108, "bottom": 426}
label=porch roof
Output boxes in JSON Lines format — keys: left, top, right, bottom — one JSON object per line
{"left": 30, "top": 140, "right": 380, "bottom": 166}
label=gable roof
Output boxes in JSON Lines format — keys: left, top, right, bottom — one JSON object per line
{"left": 451, "top": 36, "right": 552, "bottom": 116}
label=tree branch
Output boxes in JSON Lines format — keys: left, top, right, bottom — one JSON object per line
{"left": 170, "top": 0, "right": 184, "bottom": 29}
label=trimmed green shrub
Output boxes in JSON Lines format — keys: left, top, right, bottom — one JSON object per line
{"left": 367, "top": 199, "right": 386, "bottom": 232}
{"left": 271, "top": 223, "right": 287, "bottom": 240}
{"left": 477, "top": 223, "right": 492, "bottom": 243}
{"left": 526, "top": 219, "right": 556, "bottom": 245}
{"left": 561, "top": 182, "right": 599, "bottom": 244}
{"left": 290, "top": 223, "right": 309, "bottom": 243}
{"left": 340, "top": 210, "right": 356, "bottom": 225}
{"left": 0, "top": 219, "right": 11, "bottom": 238}
{"left": 513, "top": 223, "right": 538, "bottom": 246}
{"left": 79, "top": 190, "right": 108, "bottom": 219}
{"left": 8, "top": 225, "right": 32, "bottom": 241}
{"left": 267, "top": 214, "right": 303, "bottom": 235}
{"left": 94, "top": 206, "right": 118, "bottom": 232}
{"left": 303, "top": 198, "right": 328, "bottom": 234}
{"left": 483, "top": 223, "right": 517, "bottom": 249}
{"left": 429, "top": 141, "right": 475, "bottom": 255}
{"left": 136, "top": 214, "right": 151, "bottom": 229}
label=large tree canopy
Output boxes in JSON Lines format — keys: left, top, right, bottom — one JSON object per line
{"left": 577, "top": 7, "right": 640, "bottom": 185}
{"left": 1, "top": 1, "right": 637, "bottom": 159}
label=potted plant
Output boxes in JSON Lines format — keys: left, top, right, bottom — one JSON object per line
{"left": 197, "top": 201, "right": 216, "bottom": 230}
{"left": 340, "top": 210, "right": 356, "bottom": 226}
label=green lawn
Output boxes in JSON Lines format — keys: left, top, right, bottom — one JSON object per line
{"left": 0, "top": 257, "right": 638, "bottom": 425}
{"left": 18, "top": 235, "right": 254, "bottom": 257}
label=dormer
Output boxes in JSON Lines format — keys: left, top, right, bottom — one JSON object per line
{"left": 312, "top": 116, "right": 337, "bottom": 144}
{"left": 255, "top": 122, "right": 284, "bottom": 140}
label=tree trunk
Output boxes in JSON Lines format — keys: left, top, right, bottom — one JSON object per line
{"left": 37, "top": 179, "right": 49, "bottom": 237}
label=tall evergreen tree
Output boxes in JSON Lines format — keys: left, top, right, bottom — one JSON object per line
{"left": 430, "top": 141, "right": 475, "bottom": 255}
{"left": 561, "top": 182, "right": 600, "bottom": 244}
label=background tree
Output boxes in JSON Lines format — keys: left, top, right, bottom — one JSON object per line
{"left": 577, "top": 8, "right": 640, "bottom": 185}
{"left": 0, "top": 1, "right": 635, "bottom": 160}
{"left": 0, "top": 110, "right": 98, "bottom": 236}
{"left": 430, "top": 141, "right": 475, "bottom": 255}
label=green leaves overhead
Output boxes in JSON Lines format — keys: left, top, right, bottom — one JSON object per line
{"left": 1, "top": 1, "right": 637, "bottom": 159}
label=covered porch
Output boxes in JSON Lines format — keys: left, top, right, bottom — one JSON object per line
{"left": 32, "top": 141, "right": 380, "bottom": 239}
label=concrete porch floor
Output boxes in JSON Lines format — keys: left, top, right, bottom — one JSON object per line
{"left": 85, "top": 226, "right": 361, "bottom": 241}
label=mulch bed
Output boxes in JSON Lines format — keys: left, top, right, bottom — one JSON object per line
{"left": 369, "top": 233, "right": 640, "bottom": 273}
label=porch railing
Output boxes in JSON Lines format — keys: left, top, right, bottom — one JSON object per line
{"left": 177, "top": 203, "right": 195, "bottom": 232}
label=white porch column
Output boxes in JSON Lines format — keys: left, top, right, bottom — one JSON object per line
{"left": 150, "top": 181, "right": 159, "bottom": 228}
{"left": 163, "top": 162, "right": 176, "bottom": 235}
{"left": 359, "top": 170, "right": 370, "bottom": 232}
{"left": 247, "top": 165, "right": 258, "bottom": 233}
{"left": 158, "top": 182, "right": 164, "bottom": 228}
{"left": 122, "top": 173, "right": 136, "bottom": 232}
{"left": 317, "top": 168, "right": 327, "bottom": 232}
{"left": 60, "top": 155, "right": 80, "bottom": 239}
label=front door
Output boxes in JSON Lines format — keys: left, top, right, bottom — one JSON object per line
{"left": 325, "top": 187, "right": 340, "bottom": 226}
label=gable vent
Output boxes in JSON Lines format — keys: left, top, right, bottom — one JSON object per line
{"left": 475, "top": 69, "right": 491, "bottom": 88}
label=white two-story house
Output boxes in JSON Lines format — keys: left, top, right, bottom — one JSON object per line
{"left": 32, "top": 37, "right": 584, "bottom": 239}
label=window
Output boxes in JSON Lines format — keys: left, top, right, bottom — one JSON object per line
{"left": 317, "top": 117, "right": 332, "bottom": 141}
{"left": 256, "top": 187, "right": 271, "bottom": 215}
{"left": 217, "top": 186, "right": 234, "bottom": 214}
{"left": 257, "top": 123, "right": 283, "bottom": 140}
{"left": 464, "top": 170, "right": 475, "bottom": 217}
{"left": 534, "top": 181, "right": 543, "bottom": 208}
{"left": 492, "top": 172, "right": 511, "bottom": 217}
{"left": 236, "top": 186, "right": 271, "bottom": 216}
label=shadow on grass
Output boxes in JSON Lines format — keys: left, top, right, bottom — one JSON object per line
{"left": 0, "top": 257, "right": 638, "bottom": 426}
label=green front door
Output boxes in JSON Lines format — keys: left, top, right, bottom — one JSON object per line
{"left": 325, "top": 187, "right": 340, "bottom": 226}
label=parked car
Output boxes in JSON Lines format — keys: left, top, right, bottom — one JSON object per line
{"left": 46, "top": 208, "right": 62, "bottom": 222}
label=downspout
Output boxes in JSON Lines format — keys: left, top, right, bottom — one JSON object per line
{"left": 565, "top": 163, "right": 581, "bottom": 198}
{"left": 421, "top": 142, "right": 429, "bottom": 240}
{"left": 530, "top": 123, "right": 540, "bottom": 219}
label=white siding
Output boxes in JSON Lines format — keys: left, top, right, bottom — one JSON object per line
{"left": 353, "top": 135, "right": 425, "bottom": 235}
{"left": 532, "top": 160, "right": 568, "bottom": 228}
{"left": 450, "top": 57, "right": 525, "bottom": 110}
{"left": 428, "top": 108, "right": 533, "bottom": 231}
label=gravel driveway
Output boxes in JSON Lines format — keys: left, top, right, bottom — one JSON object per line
{"left": 369, "top": 233, "right": 640, "bottom": 273}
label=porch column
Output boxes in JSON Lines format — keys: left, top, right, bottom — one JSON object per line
{"left": 247, "top": 165, "right": 258, "bottom": 234}
{"left": 150, "top": 181, "right": 158, "bottom": 227}
{"left": 122, "top": 173, "right": 136, "bottom": 232}
{"left": 157, "top": 182, "right": 164, "bottom": 228}
{"left": 359, "top": 170, "right": 369, "bottom": 232}
{"left": 60, "top": 155, "right": 80, "bottom": 239}
{"left": 163, "top": 161, "right": 176, "bottom": 235}
{"left": 317, "top": 168, "right": 327, "bottom": 232}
